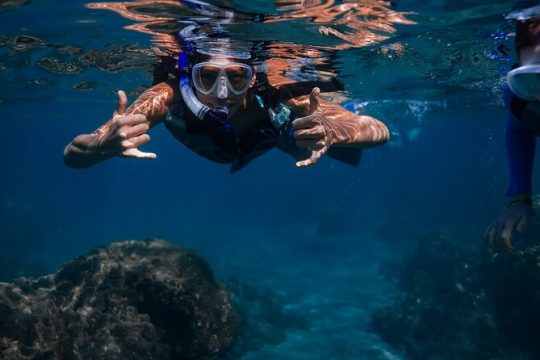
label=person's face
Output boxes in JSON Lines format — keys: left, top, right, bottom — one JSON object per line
{"left": 520, "top": 45, "right": 540, "bottom": 65}
{"left": 192, "top": 56, "right": 256, "bottom": 117}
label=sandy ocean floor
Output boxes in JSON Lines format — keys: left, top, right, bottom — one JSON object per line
{"left": 198, "top": 224, "right": 405, "bottom": 360}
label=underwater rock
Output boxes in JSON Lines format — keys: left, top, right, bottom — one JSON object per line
{"left": 73, "top": 81, "right": 94, "bottom": 90}
{"left": 398, "top": 230, "right": 460, "bottom": 294}
{"left": 27, "top": 79, "right": 49, "bottom": 86}
{"left": 0, "top": 0, "right": 31, "bottom": 12}
{"left": 0, "top": 239, "right": 239, "bottom": 360}
{"left": 37, "top": 57, "right": 82, "bottom": 75}
{"left": 10, "top": 35, "right": 45, "bottom": 51}
{"left": 79, "top": 45, "right": 153, "bottom": 72}
{"left": 372, "top": 231, "right": 526, "bottom": 360}
{"left": 56, "top": 45, "right": 83, "bottom": 56}
{"left": 482, "top": 224, "right": 540, "bottom": 358}
{"left": 0, "top": 35, "right": 8, "bottom": 47}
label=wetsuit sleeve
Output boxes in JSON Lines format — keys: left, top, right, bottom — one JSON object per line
{"left": 504, "top": 86, "right": 537, "bottom": 197}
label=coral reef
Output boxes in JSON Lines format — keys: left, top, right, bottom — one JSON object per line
{"left": 0, "top": 33, "right": 153, "bottom": 76}
{"left": 0, "top": 0, "right": 31, "bottom": 12}
{"left": 0, "top": 239, "right": 239, "bottom": 360}
{"left": 483, "top": 242, "right": 540, "bottom": 357}
{"left": 372, "top": 229, "right": 539, "bottom": 359}
{"left": 224, "top": 279, "right": 309, "bottom": 359}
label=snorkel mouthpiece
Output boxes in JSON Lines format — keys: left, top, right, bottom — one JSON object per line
{"left": 213, "top": 105, "right": 229, "bottom": 118}
{"left": 205, "top": 106, "right": 232, "bottom": 134}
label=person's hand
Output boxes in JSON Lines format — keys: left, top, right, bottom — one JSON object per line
{"left": 95, "top": 90, "right": 156, "bottom": 159}
{"left": 485, "top": 196, "right": 534, "bottom": 253}
{"left": 292, "top": 87, "right": 334, "bottom": 167}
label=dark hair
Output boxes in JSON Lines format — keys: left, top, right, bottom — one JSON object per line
{"left": 515, "top": 18, "right": 540, "bottom": 56}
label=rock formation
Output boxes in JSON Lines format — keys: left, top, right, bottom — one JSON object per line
{"left": 0, "top": 239, "right": 239, "bottom": 360}
{"left": 372, "top": 227, "right": 540, "bottom": 359}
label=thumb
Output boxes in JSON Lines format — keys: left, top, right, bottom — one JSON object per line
{"left": 308, "top": 87, "right": 321, "bottom": 114}
{"left": 114, "top": 90, "right": 128, "bottom": 117}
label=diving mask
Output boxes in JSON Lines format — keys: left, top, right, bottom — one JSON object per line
{"left": 192, "top": 61, "right": 254, "bottom": 98}
{"left": 507, "top": 65, "right": 540, "bottom": 101}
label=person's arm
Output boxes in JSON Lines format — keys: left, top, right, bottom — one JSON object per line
{"left": 64, "top": 80, "right": 178, "bottom": 168}
{"left": 485, "top": 101, "right": 536, "bottom": 252}
{"left": 287, "top": 87, "right": 389, "bottom": 167}
{"left": 506, "top": 111, "right": 536, "bottom": 199}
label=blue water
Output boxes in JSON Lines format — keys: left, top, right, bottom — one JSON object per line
{"left": 1, "top": 0, "right": 538, "bottom": 359}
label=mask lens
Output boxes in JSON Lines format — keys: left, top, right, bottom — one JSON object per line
{"left": 508, "top": 65, "right": 540, "bottom": 101}
{"left": 194, "top": 64, "right": 221, "bottom": 93}
{"left": 192, "top": 62, "right": 253, "bottom": 95}
{"left": 225, "top": 65, "right": 252, "bottom": 92}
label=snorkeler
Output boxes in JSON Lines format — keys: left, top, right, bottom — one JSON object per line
{"left": 63, "top": 25, "right": 389, "bottom": 171}
{"left": 485, "top": 9, "right": 540, "bottom": 252}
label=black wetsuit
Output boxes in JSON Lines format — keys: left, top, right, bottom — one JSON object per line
{"left": 505, "top": 85, "right": 540, "bottom": 197}
{"left": 164, "top": 92, "right": 299, "bottom": 171}
{"left": 163, "top": 72, "right": 361, "bottom": 171}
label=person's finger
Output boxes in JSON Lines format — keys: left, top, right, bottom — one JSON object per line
{"left": 116, "top": 114, "right": 146, "bottom": 126}
{"left": 296, "top": 139, "right": 325, "bottom": 150}
{"left": 294, "top": 127, "right": 325, "bottom": 139}
{"left": 121, "top": 123, "right": 149, "bottom": 139}
{"left": 296, "top": 147, "right": 327, "bottom": 168}
{"left": 312, "top": 139, "right": 326, "bottom": 150}
{"left": 296, "top": 154, "right": 319, "bottom": 167}
{"left": 502, "top": 236, "right": 514, "bottom": 253}
{"left": 292, "top": 115, "right": 318, "bottom": 130}
{"left": 484, "top": 224, "right": 494, "bottom": 242}
{"left": 492, "top": 221, "right": 504, "bottom": 247}
{"left": 516, "top": 214, "right": 529, "bottom": 233}
{"left": 115, "top": 90, "right": 128, "bottom": 116}
{"left": 485, "top": 224, "right": 499, "bottom": 249}
{"left": 309, "top": 87, "right": 321, "bottom": 114}
{"left": 499, "top": 224, "right": 514, "bottom": 253}
{"left": 122, "top": 148, "right": 157, "bottom": 159}
{"left": 117, "top": 114, "right": 147, "bottom": 137}
{"left": 122, "top": 134, "right": 151, "bottom": 149}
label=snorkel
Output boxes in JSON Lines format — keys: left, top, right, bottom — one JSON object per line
{"left": 178, "top": 25, "right": 233, "bottom": 134}
{"left": 178, "top": 51, "right": 231, "bottom": 130}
